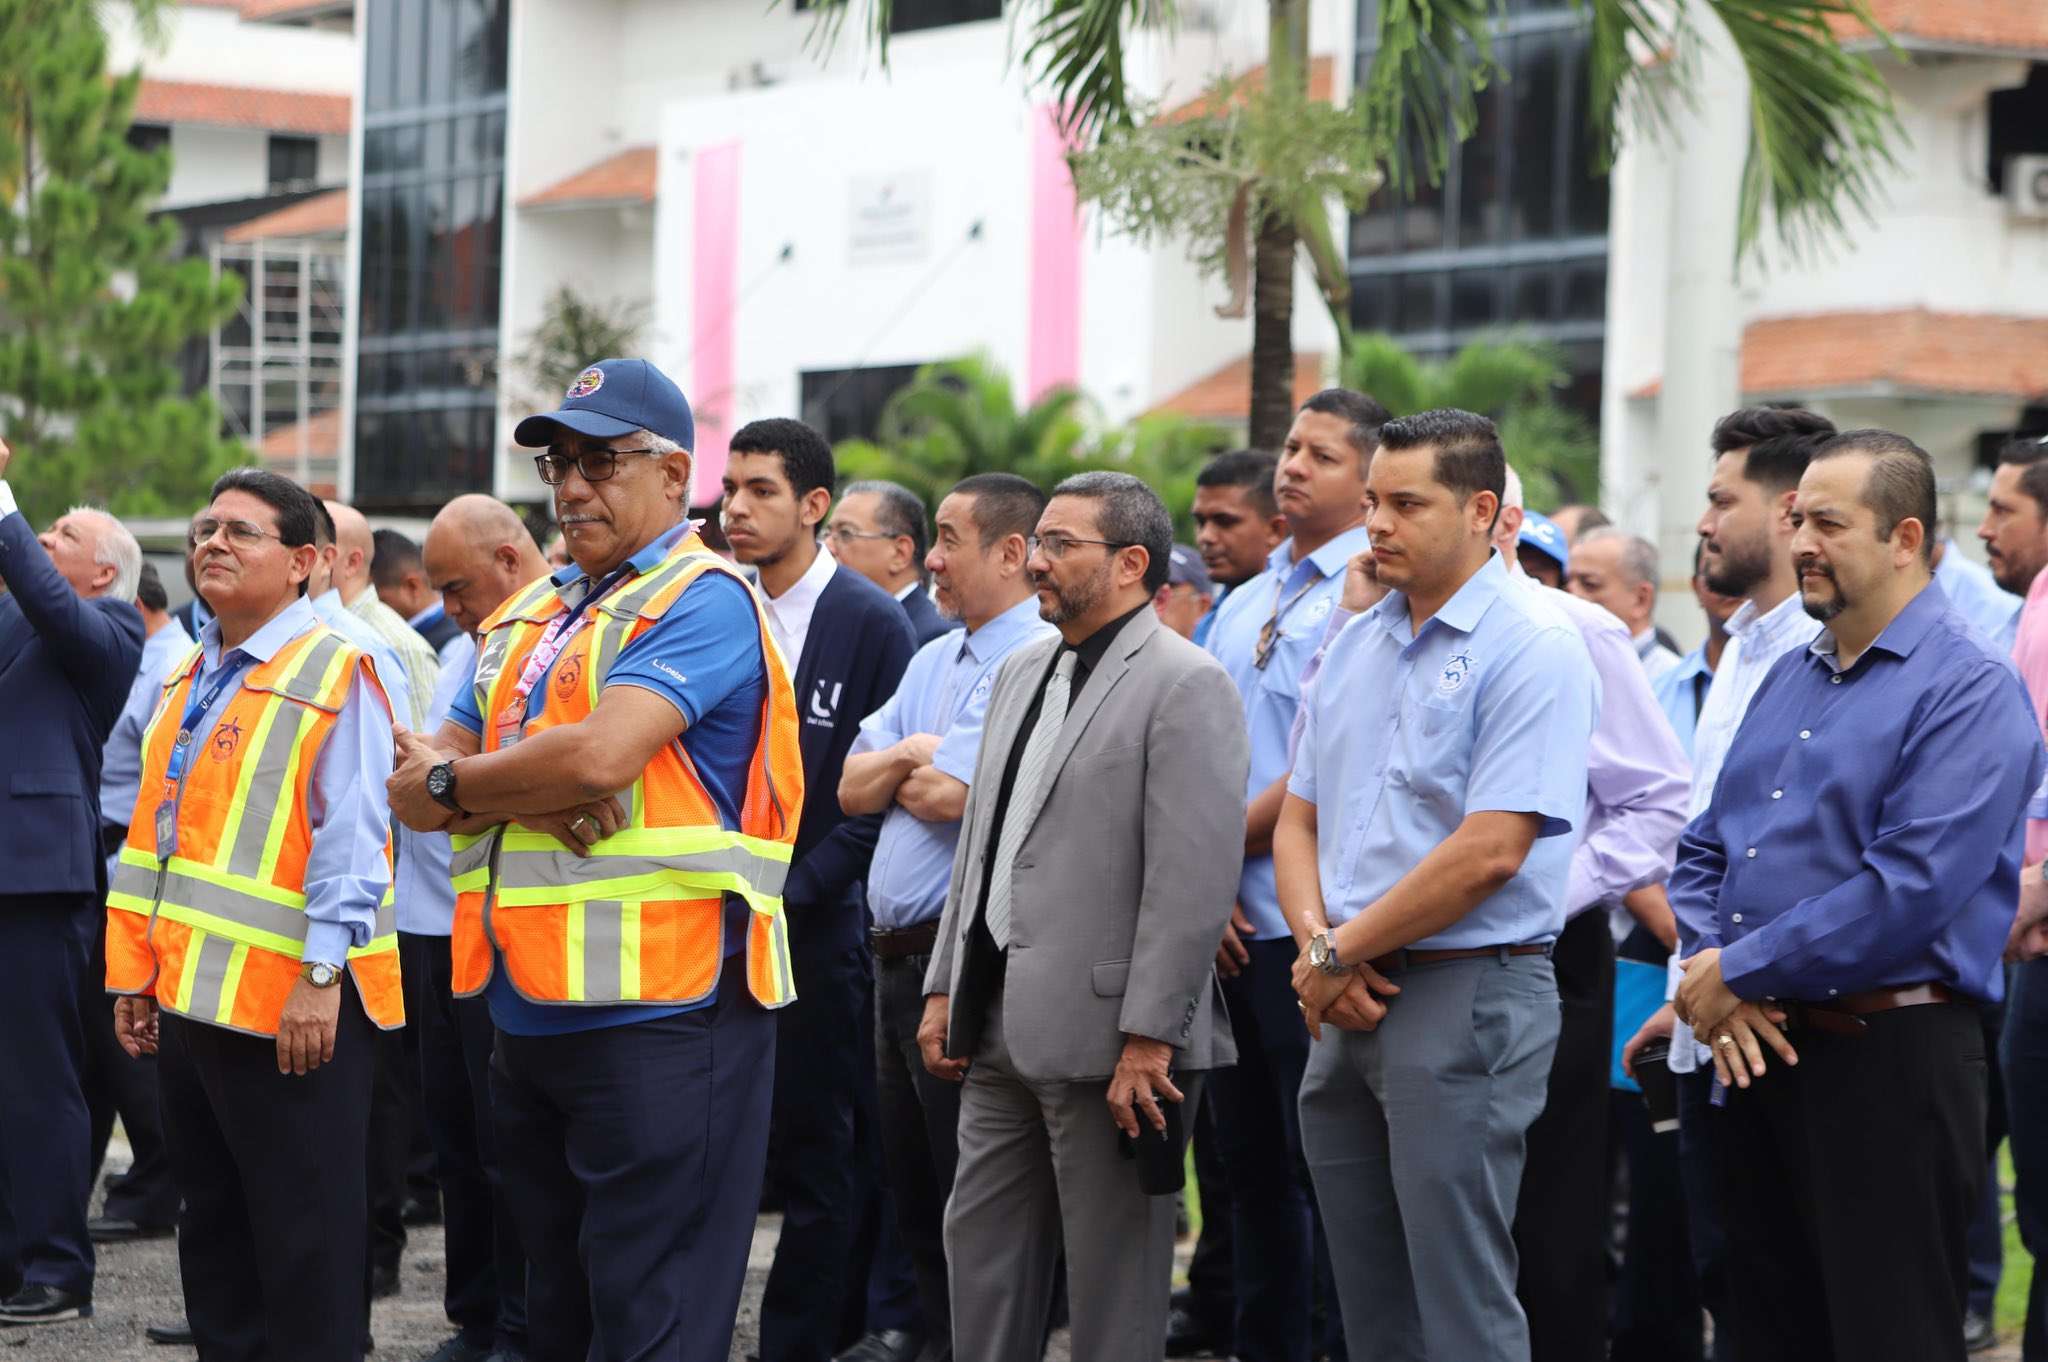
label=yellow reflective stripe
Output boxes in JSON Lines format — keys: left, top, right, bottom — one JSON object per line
{"left": 209, "top": 941, "right": 251, "bottom": 1026}
{"left": 490, "top": 873, "right": 781, "bottom": 917}
{"left": 212, "top": 692, "right": 294, "bottom": 876}
{"left": 496, "top": 824, "right": 792, "bottom": 864}
{"left": 169, "top": 932, "right": 206, "bottom": 1012}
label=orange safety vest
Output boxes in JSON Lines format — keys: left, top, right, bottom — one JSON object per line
{"left": 105, "top": 625, "right": 405, "bottom": 1036}
{"left": 448, "top": 533, "right": 803, "bottom": 1009}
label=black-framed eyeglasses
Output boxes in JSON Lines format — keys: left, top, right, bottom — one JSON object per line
{"left": 191, "top": 517, "right": 284, "bottom": 548}
{"left": 533, "top": 446, "right": 658, "bottom": 487}
{"left": 1028, "top": 533, "right": 1134, "bottom": 560}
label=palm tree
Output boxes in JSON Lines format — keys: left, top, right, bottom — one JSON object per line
{"left": 1341, "top": 332, "right": 1599, "bottom": 509}
{"left": 818, "top": 0, "right": 1897, "bottom": 452}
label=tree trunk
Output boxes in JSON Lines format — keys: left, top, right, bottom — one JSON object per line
{"left": 1247, "top": 211, "right": 1298, "bottom": 453}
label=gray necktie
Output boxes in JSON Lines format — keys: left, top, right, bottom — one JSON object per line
{"left": 984, "top": 651, "right": 1075, "bottom": 949}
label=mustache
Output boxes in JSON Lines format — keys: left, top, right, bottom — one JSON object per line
{"left": 1795, "top": 557, "right": 1836, "bottom": 581}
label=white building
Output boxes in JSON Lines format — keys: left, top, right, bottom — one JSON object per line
{"left": 1599, "top": 2, "right": 2048, "bottom": 633}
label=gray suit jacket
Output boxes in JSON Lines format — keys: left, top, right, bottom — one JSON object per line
{"left": 925, "top": 607, "right": 1248, "bottom": 1082}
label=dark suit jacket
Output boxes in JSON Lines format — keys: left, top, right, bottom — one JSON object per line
{"left": 414, "top": 607, "right": 463, "bottom": 655}
{"left": 0, "top": 512, "right": 144, "bottom": 900}
{"left": 898, "top": 585, "right": 955, "bottom": 648}
{"left": 785, "top": 563, "right": 916, "bottom": 950}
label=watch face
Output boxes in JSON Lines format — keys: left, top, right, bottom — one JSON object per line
{"left": 427, "top": 765, "right": 451, "bottom": 798}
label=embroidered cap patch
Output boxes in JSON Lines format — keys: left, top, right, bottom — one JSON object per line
{"left": 566, "top": 366, "right": 605, "bottom": 399}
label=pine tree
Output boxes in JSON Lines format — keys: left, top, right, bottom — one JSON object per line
{"left": 0, "top": 0, "right": 244, "bottom": 527}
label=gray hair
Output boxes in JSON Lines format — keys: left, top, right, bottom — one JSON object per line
{"left": 639, "top": 430, "right": 685, "bottom": 458}
{"left": 844, "top": 479, "right": 929, "bottom": 576}
{"left": 1578, "top": 527, "right": 1660, "bottom": 589}
{"left": 68, "top": 506, "right": 142, "bottom": 601}
{"left": 1050, "top": 471, "right": 1173, "bottom": 593}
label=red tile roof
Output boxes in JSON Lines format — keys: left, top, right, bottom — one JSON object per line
{"left": 1627, "top": 310, "right": 2048, "bottom": 400}
{"left": 238, "top": 0, "right": 354, "bottom": 20}
{"left": 1149, "top": 352, "right": 1327, "bottom": 423}
{"left": 1829, "top": 0, "right": 2048, "bottom": 52}
{"left": 223, "top": 188, "right": 348, "bottom": 243}
{"left": 518, "top": 146, "right": 658, "bottom": 210}
{"left": 1159, "top": 56, "right": 1337, "bottom": 124}
{"left": 134, "top": 79, "right": 350, "bottom": 136}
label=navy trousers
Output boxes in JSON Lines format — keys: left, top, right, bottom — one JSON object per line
{"left": 0, "top": 893, "right": 98, "bottom": 1299}
{"left": 83, "top": 915, "right": 180, "bottom": 1230}
{"left": 2004, "top": 957, "right": 2048, "bottom": 1359}
{"left": 491, "top": 954, "right": 775, "bottom": 1362}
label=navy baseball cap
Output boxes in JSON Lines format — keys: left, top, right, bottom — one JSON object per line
{"left": 1517, "top": 510, "right": 1570, "bottom": 571}
{"left": 1167, "top": 544, "right": 1212, "bottom": 593}
{"left": 513, "top": 358, "right": 695, "bottom": 451}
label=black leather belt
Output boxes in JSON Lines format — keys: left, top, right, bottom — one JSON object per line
{"left": 870, "top": 920, "right": 941, "bottom": 961}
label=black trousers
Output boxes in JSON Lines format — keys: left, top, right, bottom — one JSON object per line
{"left": 0, "top": 893, "right": 99, "bottom": 1299}
{"left": 1676, "top": 1067, "right": 1727, "bottom": 1359}
{"left": 491, "top": 954, "right": 775, "bottom": 1362}
{"left": 1715, "top": 999, "right": 1985, "bottom": 1362}
{"left": 874, "top": 949, "right": 963, "bottom": 1357}
{"left": 159, "top": 985, "right": 375, "bottom": 1362}
{"left": 403, "top": 931, "right": 526, "bottom": 1350}
{"left": 83, "top": 919, "right": 181, "bottom": 1229}
{"left": 1185, "top": 1087, "right": 1235, "bottom": 1335}
{"left": 1512, "top": 909, "right": 1614, "bottom": 1362}
{"left": 365, "top": 1008, "right": 424, "bottom": 1276}
{"left": 761, "top": 932, "right": 873, "bottom": 1362}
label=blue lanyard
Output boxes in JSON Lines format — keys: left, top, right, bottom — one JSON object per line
{"left": 163, "top": 653, "right": 254, "bottom": 788}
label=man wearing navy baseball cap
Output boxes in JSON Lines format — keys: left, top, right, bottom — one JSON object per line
{"left": 388, "top": 357, "right": 803, "bottom": 1362}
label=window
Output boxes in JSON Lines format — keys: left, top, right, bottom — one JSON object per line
{"left": 1989, "top": 64, "right": 2048, "bottom": 196}
{"left": 354, "top": 0, "right": 508, "bottom": 510}
{"left": 126, "top": 123, "right": 170, "bottom": 156}
{"left": 800, "top": 364, "right": 924, "bottom": 445}
{"left": 887, "top": 0, "right": 1002, "bottom": 34}
{"left": 267, "top": 135, "right": 320, "bottom": 191}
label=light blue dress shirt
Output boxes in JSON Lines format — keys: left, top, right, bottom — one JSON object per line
{"left": 1935, "top": 540, "right": 2023, "bottom": 648}
{"left": 100, "top": 617, "right": 196, "bottom": 865}
{"left": 312, "top": 588, "right": 413, "bottom": 739}
{"left": 393, "top": 631, "right": 476, "bottom": 937}
{"left": 1287, "top": 553, "right": 1597, "bottom": 948}
{"left": 853, "top": 595, "right": 1053, "bottom": 929}
{"left": 1652, "top": 645, "right": 1714, "bottom": 759}
{"left": 1206, "top": 526, "right": 1372, "bottom": 939}
{"left": 187, "top": 596, "right": 396, "bottom": 968}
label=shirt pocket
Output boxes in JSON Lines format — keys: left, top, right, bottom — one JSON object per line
{"left": 1393, "top": 696, "right": 1474, "bottom": 807}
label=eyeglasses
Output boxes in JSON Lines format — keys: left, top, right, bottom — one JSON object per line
{"left": 1028, "top": 533, "right": 1134, "bottom": 560}
{"left": 533, "top": 446, "right": 658, "bottom": 487}
{"left": 825, "top": 525, "right": 899, "bottom": 547}
{"left": 191, "top": 517, "right": 284, "bottom": 548}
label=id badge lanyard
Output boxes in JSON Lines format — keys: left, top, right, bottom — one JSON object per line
{"left": 494, "top": 564, "right": 635, "bottom": 750}
{"left": 155, "top": 653, "right": 255, "bottom": 859}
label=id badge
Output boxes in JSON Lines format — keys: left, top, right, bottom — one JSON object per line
{"left": 494, "top": 703, "right": 524, "bottom": 750}
{"left": 155, "top": 798, "right": 177, "bottom": 854}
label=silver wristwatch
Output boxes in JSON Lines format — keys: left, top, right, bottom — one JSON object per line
{"left": 1307, "top": 930, "right": 1348, "bottom": 977}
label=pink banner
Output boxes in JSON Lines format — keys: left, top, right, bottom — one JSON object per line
{"left": 1026, "top": 106, "right": 1082, "bottom": 401}
{"left": 691, "top": 141, "right": 741, "bottom": 503}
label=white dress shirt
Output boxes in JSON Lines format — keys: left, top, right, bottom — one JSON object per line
{"left": 1685, "top": 592, "right": 1823, "bottom": 819}
{"left": 1633, "top": 629, "right": 1682, "bottom": 685}
{"left": 763, "top": 542, "right": 837, "bottom": 671}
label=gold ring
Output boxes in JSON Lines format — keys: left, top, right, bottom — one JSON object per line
{"left": 1296, "top": 1001, "right": 1306, "bottom": 1012}
{"left": 1715, "top": 1034, "right": 1736, "bottom": 1049}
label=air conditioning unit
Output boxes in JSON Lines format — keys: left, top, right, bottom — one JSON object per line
{"left": 2009, "top": 155, "right": 2048, "bottom": 219}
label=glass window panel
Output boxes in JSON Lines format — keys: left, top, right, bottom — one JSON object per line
{"left": 480, "top": 0, "right": 509, "bottom": 93}
{"left": 365, "top": 0, "right": 395, "bottom": 112}
{"left": 1455, "top": 80, "right": 1505, "bottom": 248}
{"left": 1403, "top": 174, "right": 1448, "bottom": 252}
{"left": 1508, "top": 265, "right": 1556, "bottom": 322}
{"left": 479, "top": 110, "right": 507, "bottom": 165}
{"left": 424, "top": 115, "right": 451, "bottom": 178}
{"left": 393, "top": 0, "right": 425, "bottom": 109}
{"left": 426, "top": 0, "right": 454, "bottom": 106}
{"left": 1349, "top": 273, "right": 1394, "bottom": 334}
{"left": 1563, "top": 260, "right": 1607, "bottom": 319}
{"left": 1349, "top": 181, "right": 1400, "bottom": 258}
{"left": 1394, "top": 272, "right": 1443, "bottom": 335}
{"left": 1508, "top": 33, "right": 1562, "bottom": 241}
{"left": 1450, "top": 268, "right": 1504, "bottom": 329}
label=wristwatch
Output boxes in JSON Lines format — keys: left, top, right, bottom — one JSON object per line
{"left": 301, "top": 961, "right": 342, "bottom": 989}
{"left": 426, "top": 760, "right": 467, "bottom": 815}
{"left": 1307, "top": 930, "right": 1348, "bottom": 977}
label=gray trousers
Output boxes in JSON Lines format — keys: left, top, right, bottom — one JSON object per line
{"left": 945, "top": 987, "right": 1183, "bottom": 1362}
{"left": 1299, "top": 952, "right": 1560, "bottom": 1362}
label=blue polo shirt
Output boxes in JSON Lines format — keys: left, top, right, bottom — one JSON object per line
{"left": 1206, "top": 527, "right": 1372, "bottom": 938}
{"left": 1288, "top": 553, "right": 1597, "bottom": 947}
{"left": 447, "top": 522, "right": 767, "bottom": 1034}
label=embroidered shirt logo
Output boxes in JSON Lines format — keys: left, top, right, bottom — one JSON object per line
{"left": 209, "top": 718, "right": 243, "bottom": 761}
{"left": 1438, "top": 651, "right": 1474, "bottom": 695}
{"left": 553, "top": 654, "right": 584, "bottom": 699}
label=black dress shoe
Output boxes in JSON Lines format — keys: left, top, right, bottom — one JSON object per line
{"left": 1965, "top": 1310, "right": 1997, "bottom": 1353}
{"left": 0, "top": 1284, "right": 93, "bottom": 1324}
{"left": 833, "top": 1330, "right": 923, "bottom": 1362}
{"left": 1164, "top": 1304, "right": 1225, "bottom": 1358}
{"left": 89, "top": 1214, "right": 176, "bottom": 1243}
{"left": 420, "top": 1332, "right": 496, "bottom": 1362}
{"left": 369, "top": 1261, "right": 401, "bottom": 1299}
{"left": 146, "top": 1320, "right": 196, "bottom": 1345}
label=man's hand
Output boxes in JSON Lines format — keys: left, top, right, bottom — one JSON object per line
{"left": 1622, "top": 884, "right": 1680, "bottom": 954}
{"left": 276, "top": 975, "right": 343, "bottom": 1076}
{"left": 1674, "top": 947, "right": 1742, "bottom": 1039}
{"left": 1704, "top": 1000, "right": 1798, "bottom": 1090}
{"left": 1621, "top": 1001, "right": 1677, "bottom": 1079}
{"left": 1321, "top": 963, "right": 1402, "bottom": 1033}
{"left": 897, "top": 733, "right": 943, "bottom": 769}
{"left": 521, "top": 796, "right": 628, "bottom": 858}
{"left": 918, "top": 994, "right": 967, "bottom": 1082}
{"left": 388, "top": 726, "right": 454, "bottom": 832}
{"left": 1107, "top": 1035, "right": 1182, "bottom": 1138}
{"left": 0, "top": 434, "right": 13, "bottom": 479}
{"left": 1215, "top": 904, "right": 1254, "bottom": 978}
{"left": 1338, "top": 548, "right": 1387, "bottom": 615}
{"left": 114, "top": 996, "right": 158, "bottom": 1058}
{"left": 897, "top": 765, "right": 967, "bottom": 823}
{"left": 2010, "top": 864, "right": 2048, "bottom": 962}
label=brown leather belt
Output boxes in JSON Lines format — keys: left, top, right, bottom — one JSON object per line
{"left": 1783, "top": 982, "right": 1955, "bottom": 1037}
{"left": 870, "top": 920, "right": 941, "bottom": 962}
{"left": 1367, "top": 943, "right": 1551, "bottom": 974}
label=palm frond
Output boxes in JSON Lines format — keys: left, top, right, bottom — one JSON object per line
{"left": 1356, "top": 0, "right": 1502, "bottom": 194}
{"left": 1339, "top": 333, "right": 1429, "bottom": 417}
{"left": 1021, "top": 0, "right": 1174, "bottom": 144}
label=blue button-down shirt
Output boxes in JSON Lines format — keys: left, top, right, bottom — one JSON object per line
{"left": 1652, "top": 644, "right": 1714, "bottom": 759}
{"left": 1936, "top": 540, "right": 2023, "bottom": 648}
{"left": 1670, "top": 582, "right": 2044, "bottom": 1004}
{"left": 1207, "top": 526, "right": 1371, "bottom": 938}
{"left": 312, "top": 588, "right": 413, "bottom": 738}
{"left": 187, "top": 597, "right": 396, "bottom": 968}
{"left": 100, "top": 616, "right": 195, "bottom": 863}
{"left": 853, "top": 595, "right": 1052, "bottom": 929}
{"left": 393, "top": 631, "right": 476, "bottom": 936}
{"left": 1288, "top": 554, "right": 1597, "bottom": 947}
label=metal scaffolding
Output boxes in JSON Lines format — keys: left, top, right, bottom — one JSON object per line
{"left": 210, "top": 237, "right": 348, "bottom": 492}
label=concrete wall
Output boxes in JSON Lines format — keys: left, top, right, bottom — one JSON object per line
{"left": 107, "top": 2, "right": 356, "bottom": 93}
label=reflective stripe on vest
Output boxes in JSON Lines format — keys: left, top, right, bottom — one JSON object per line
{"left": 105, "top": 625, "right": 405, "bottom": 1034}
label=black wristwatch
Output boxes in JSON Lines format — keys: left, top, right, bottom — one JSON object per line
{"left": 426, "top": 761, "right": 467, "bottom": 816}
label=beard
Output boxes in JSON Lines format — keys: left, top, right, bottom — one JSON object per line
{"left": 1703, "top": 527, "right": 1773, "bottom": 599}
{"left": 1993, "top": 550, "right": 2045, "bottom": 596}
{"left": 1798, "top": 560, "right": 1848, "bottom": 623}
{"left": 1035, "top": 559, "right": 1112, "bottom": 626}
